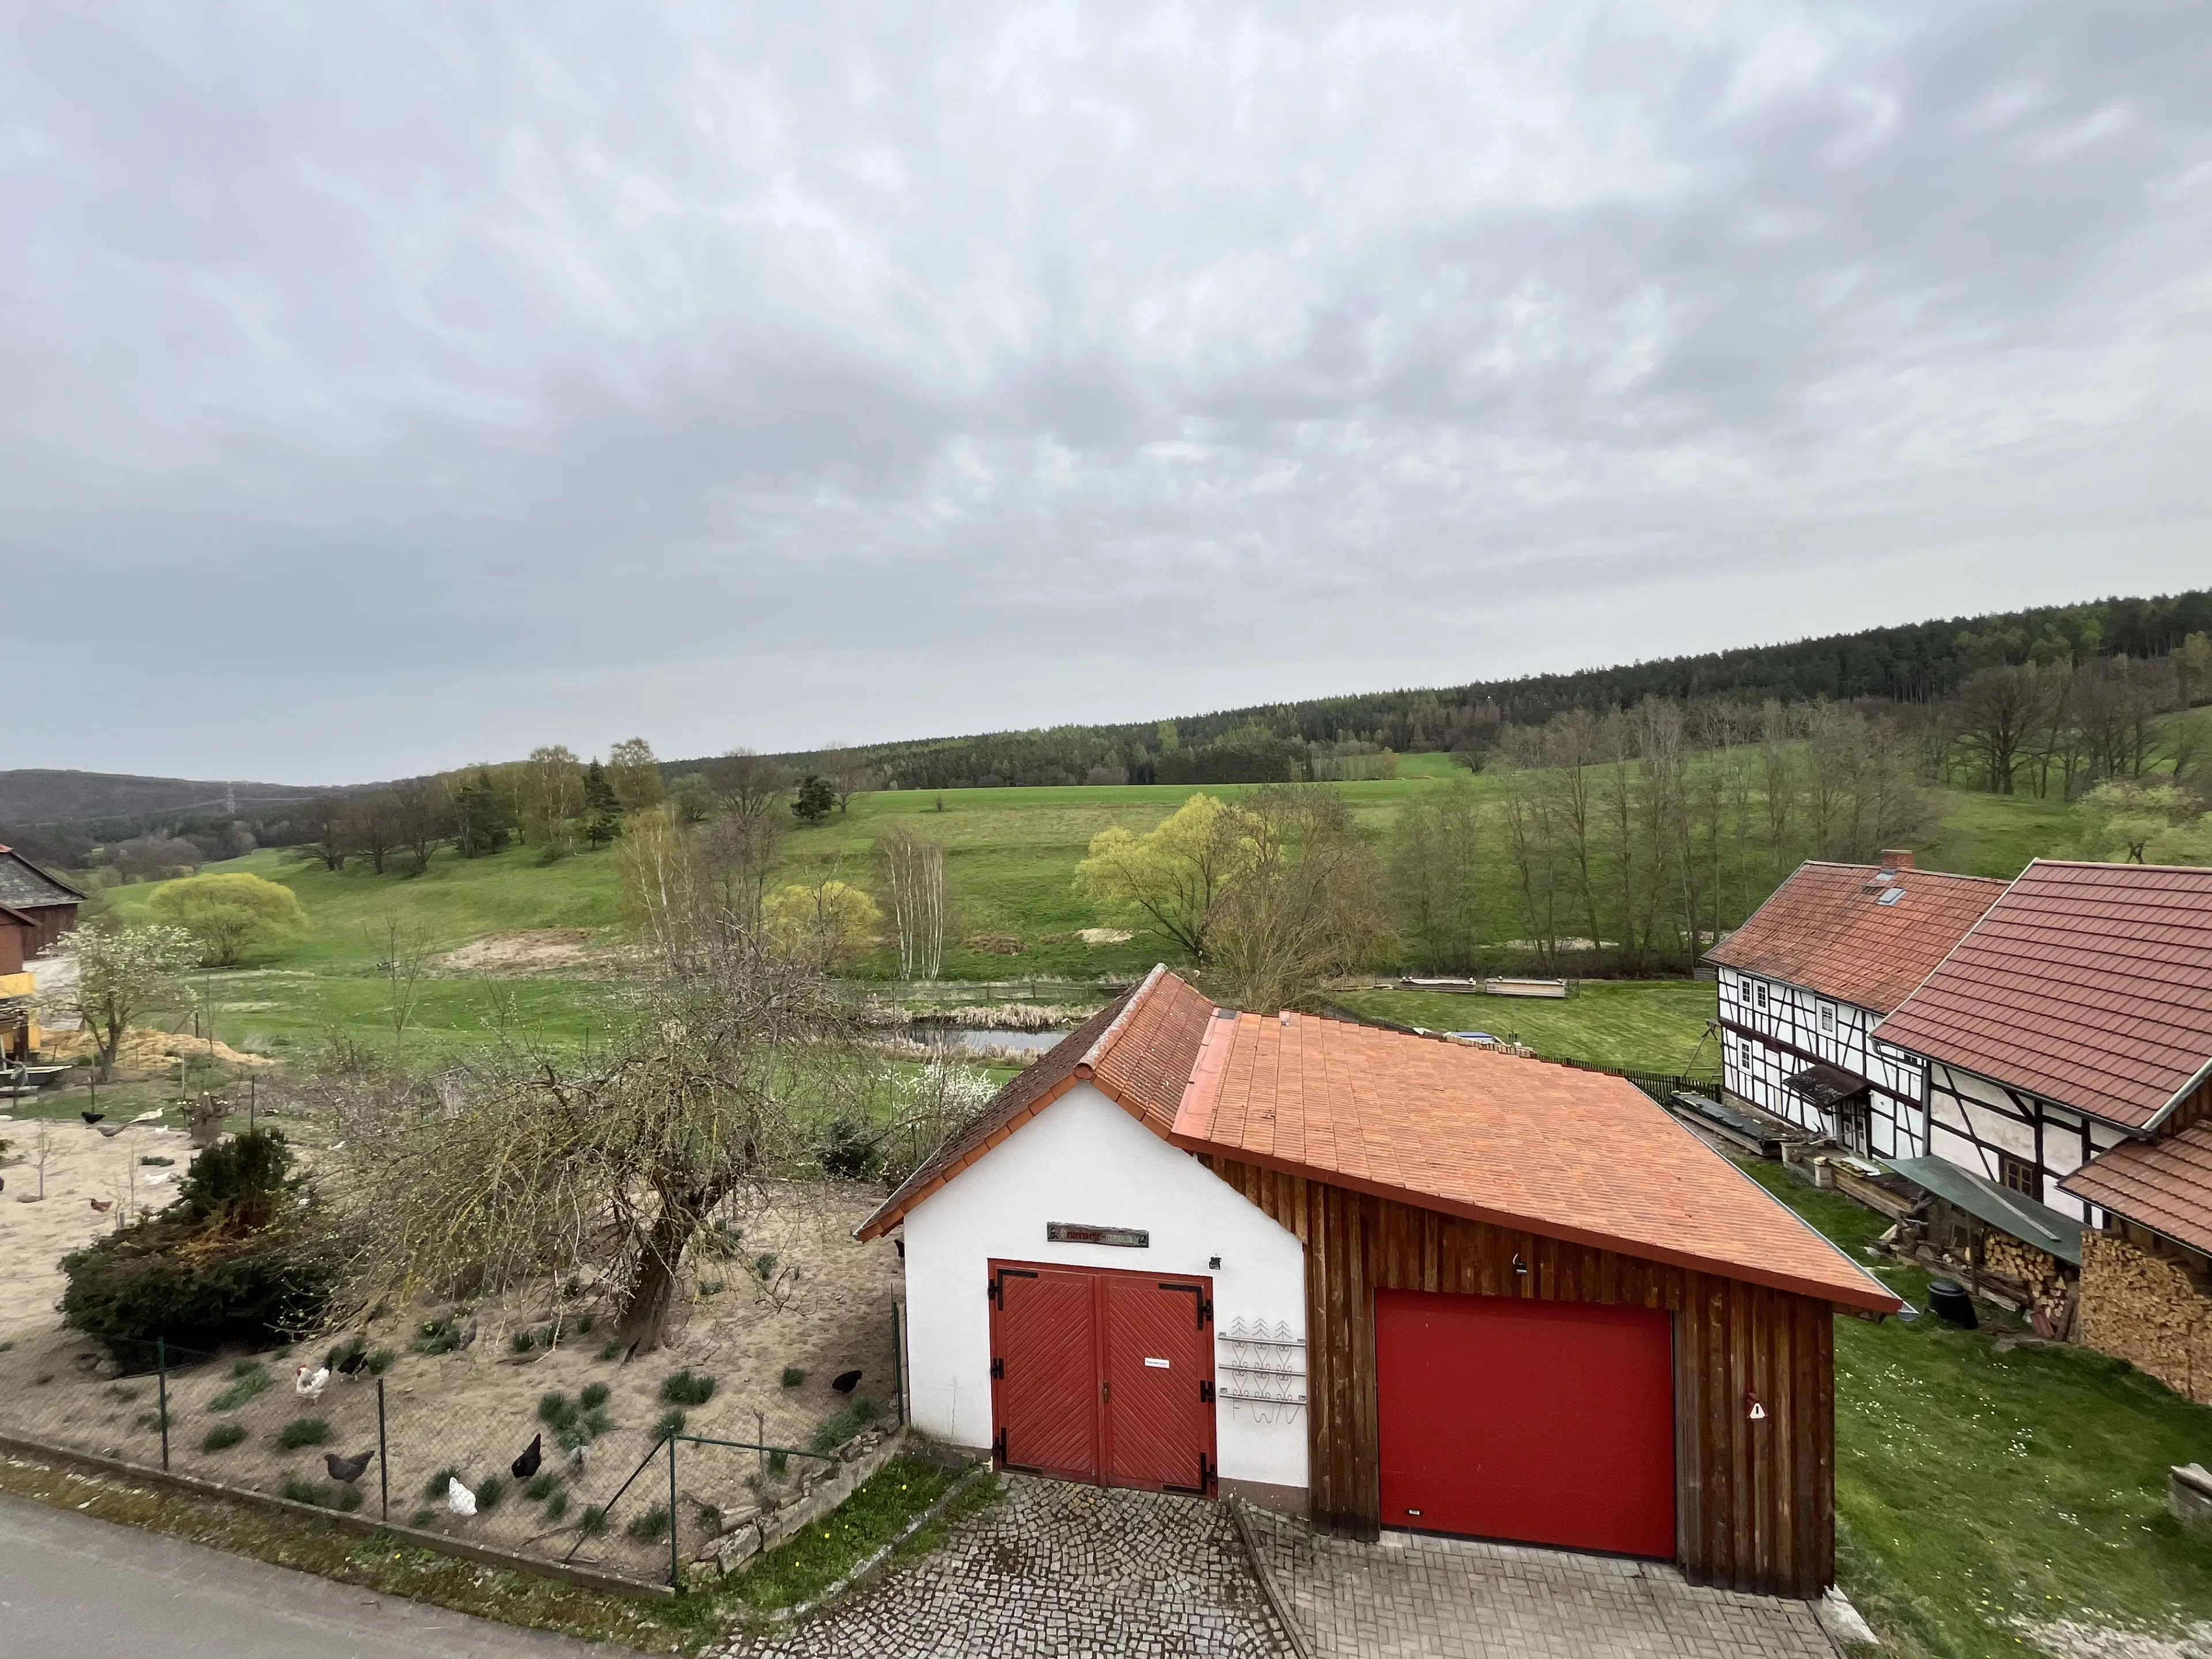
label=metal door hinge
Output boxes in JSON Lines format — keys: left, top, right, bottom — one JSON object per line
{"left": 991, "top": 1357, "right": 1004, "bottom": 1380}
{"left": 1200, "top": 1380, "right": 1214, "bottom": 1404}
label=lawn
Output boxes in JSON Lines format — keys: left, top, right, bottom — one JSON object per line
{"left": 1748, "top": 1161, "right": 2212, "bottom": 1659}
{"left": 1334, "top": 980, "right": 1721, "bottom": 1075}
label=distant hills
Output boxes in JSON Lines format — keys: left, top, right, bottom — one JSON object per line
{"left": 0, "top": 769, "right": 322, "bottom": 829}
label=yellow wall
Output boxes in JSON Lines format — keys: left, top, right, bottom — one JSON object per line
{"left": 0, "top": 971, "right": 40, "bottom": 1053}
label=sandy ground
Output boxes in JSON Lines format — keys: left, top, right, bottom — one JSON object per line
{"left": 0, "top": 1185, "right": 904, "bottom": 1581}
{"left": 437, "top": 930, "right": 601, "bottom": 973}
{"left": 0, "top": 1113, "right": 187, "bottom": 1326}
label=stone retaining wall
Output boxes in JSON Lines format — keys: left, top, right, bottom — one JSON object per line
{"left": 707, "top": 1426, "right": 911, "bottom": 1577}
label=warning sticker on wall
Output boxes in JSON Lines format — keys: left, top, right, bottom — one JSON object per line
{"left": 1145, "top": 1357, "right": 1171, "bottom": 1369}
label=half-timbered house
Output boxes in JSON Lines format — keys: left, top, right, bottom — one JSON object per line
{"left": 862, "top": 966, "right": 1898, "bottom": 1596}
{"left": 1873, "top": 861, "right": 2212, "bottom": 1392}
{"left": 1703, "top": 853, "right": 2004, "bottom": 1160}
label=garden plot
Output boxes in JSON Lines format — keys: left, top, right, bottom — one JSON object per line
{"left": 0, "top": 1188, "right": 902, "bottom": 1584}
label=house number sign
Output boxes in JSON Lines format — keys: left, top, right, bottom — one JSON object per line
{"left": 1046, "top": 1221, "right": 1150, "bottom": 1248}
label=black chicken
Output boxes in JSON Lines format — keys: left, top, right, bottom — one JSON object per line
{"left": 81, "top": 1110, "right": 104, "bottom": 1126}
{"left": 832, "top": 1369, "right": 862, "bottom": 1395}
{"left": 324, "top": 1449, "right": 375, "bottom": 1484}
{"left": 335, "top": 1347, "right": 370, "bottom": 1377}
{"left": 510, "top": 1432, "right": 543, "bottom": 1480}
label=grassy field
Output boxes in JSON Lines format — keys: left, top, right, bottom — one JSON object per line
{"left": 1334, "top": 980, "right": 1721, "bottom": 1074}
{"left": 79, "top": 760, "right": 2105, "bottom": 1061}
{"left": 1750, "top": 1161, "right": 2212, "bottom": 1658}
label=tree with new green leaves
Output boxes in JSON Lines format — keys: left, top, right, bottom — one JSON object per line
{"left": 147, "top": 872, "right": 306, "bottom": 967}
{"left": 52, "top": 922, "right": 198, "bottom": 1080}
{"left": 608, "top": 737, "right": 664, "bottom": 812}
{"left": 765, "top": 879, "right": 882, "bottom": 971}
{"left": 1387, "top": 782, "right": 1484, "bottom": 972}
{"left": 2080, "top": 781, "right": 2210, "bottom": 865}
{"left": 791, "top": 775, "right": 835, "bottom": 825}
{"left": 666, "top": 772, "right": 718, "bottom": 825}
{"left": 1075, "top": 793, "right": 1256, "bottom": 963}
{"left": 448, "top": 767, "right": 514, "bottom": 857}
{"left": 520, "top": 745, "right": 584, "bottom": 859}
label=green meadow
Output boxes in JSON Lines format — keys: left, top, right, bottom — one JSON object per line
{"left": 94, "top": 761, "right": 2100, "bottom": 1066}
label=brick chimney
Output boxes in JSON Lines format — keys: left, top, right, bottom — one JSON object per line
{"left": 1879, "top": 849, "right": 1915, "bottom": 871}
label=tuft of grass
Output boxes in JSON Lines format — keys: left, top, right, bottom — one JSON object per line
{"left": 524, "top": 1472, "right": 558, "bottom": 1502}
{"left": 276, "top": 1416, "right": 330, "bottom": 1449}
{"left": 654, "top": 1408, "right": 687, "bottom": 1442}
{"left": 780, "top": 1366, "right": 806, "bottom": 1389}
{"left": 280, "top": 1476, "right": 327, "bottom": 1506}
{"left": 731, "top": 1459, "right": 960, "bottom": 1609}
{"left": 474, "top": 1475, "right": 506, "bottom": 1512}
{"left": 134, "top": 1409, "right": 171, "bottom": 1433}
{"left": 660, "top": 1368, "right": 715, "bottom": 1407}
{"left": 578, "top": 1504, "right": 608, "bottom": 1538}
{"left": 596, "top": 1340, "right": 622, "bottom": 1362}
{"left": 578, "top": 1381, "right": 611, "bottom": 1410}
{"left": 808, "top": 1398, "right": 878, "bottom": 1453}
{"left": 543, "top": 1490, "right": 570, "bottom": 1522}
{"left": 537, "top": 1389, "right": 576, "bottom": 1430}
{"left": 200, "top": 1423, "right": 246, "bottom": 1453}
{"left": 365, "top": 1347, "right": 396, "bottom": 1376}
{"left": 422, "top": 1464, "right": 467, "bottom": 1502}
{"left": 509, "top": 1328, "right": 538, "bottom": 1354}
{"left": 207, "top": 1366, "right": 270, "bottom": 1412}
{"left": 408, "top": 1507, "right": 435, "bottom": 1528}
{"left": 624, "top": 1503, "right": 671, "bottom": 1544}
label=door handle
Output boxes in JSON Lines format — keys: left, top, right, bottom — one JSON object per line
{"left": 1101, "top": 1380, "right": 1110, "bottom": 1403}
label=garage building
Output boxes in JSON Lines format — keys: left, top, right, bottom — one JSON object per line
{"left": 860, "top": 967, "right": 1898, "bottom": 1598}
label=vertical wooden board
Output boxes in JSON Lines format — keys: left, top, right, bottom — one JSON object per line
{"left": 1728, "top": 1281, "right": 1753, "bottom": 1590}
{"left": 1793, "top": 1299, "right": 1821, "bottom": 1597}
{"left": 1815, "top": 1312, "right": 1836, "bottom": 1592}
{"left": 1768, "top": 1293, "right": 1795, "bottom": 1595}
{"left": 1703, "top": 1277, "right": 1732, "bottom": 1586}
{"left": 1675, "top": 1289, "right": 1703, "bottom": 1582}
{"left": 1750, "top": 1288, "right": 1775, "bottom": 1592}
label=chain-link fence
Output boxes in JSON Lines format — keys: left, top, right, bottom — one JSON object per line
{"left": 0, "top": 1304, "right": 906, "bottom": 1588}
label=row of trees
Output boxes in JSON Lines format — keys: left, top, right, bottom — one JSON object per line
{"left": 1930, "top": 639, "right": 2209, "bottom": 797}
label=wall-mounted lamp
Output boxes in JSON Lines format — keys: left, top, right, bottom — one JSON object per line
{"left": 1747, "top": 1392, "right": 1767, "bottom": 1422}
{"left": 1511, "top": 1253, "right": 1529, "bottom": 1278}
{"left": 1208, "top": 1256, "right": 1221, "bottom": 1270}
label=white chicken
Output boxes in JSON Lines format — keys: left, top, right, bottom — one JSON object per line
{"left": 446, "top": 1475, "right": 477, "bottom": 1517}
{"left": 293, "top": 1363, "right": 329, "bottom": 1402}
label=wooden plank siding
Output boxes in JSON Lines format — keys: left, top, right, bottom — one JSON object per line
{"left": 1207, "top": 1157, "right": 1837, "bottom": 1598}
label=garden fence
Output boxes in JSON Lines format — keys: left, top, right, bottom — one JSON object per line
{"left": 0, "top": 1302, "right": 907, "bottom": 1589}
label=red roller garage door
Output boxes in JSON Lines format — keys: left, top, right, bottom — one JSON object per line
{"left": 989, "top": 1260, "right": 1217, "bottom": 1496}
{"left": 1376, "top": 1290, "right": 1675, "bottom": 1558}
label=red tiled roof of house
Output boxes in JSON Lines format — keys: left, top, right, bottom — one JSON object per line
{"left": 855, "top": 965, "right": 1217, "bottom": 1240}
{"left": 1703, "top": 860, "right": 2006, "bottom": 1014}
{"left": 1171, "top": 1009, "right": 1899, "bottom": 1312}
{"left": 1874, "top": 861, "right": 2212, "bottom": 1131}
{"left": 2062, "top": 1122, "right": 2212, "bottom": 1255}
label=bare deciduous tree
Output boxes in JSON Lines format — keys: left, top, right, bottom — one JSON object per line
{"left": 1204, "top": 786, "right": 1389, "bottom": 1012}
{"left": 317, "top": 921, "right": 871, "bottom": 1356}
{"left": 1949, "top": 665, "right": 2051, "bottom": 794}
{"left": 714, "top": 749, "right": 793, "bottom": 825}
{"left": 876, "top": 825, "right": 949, "bottom": 980}
{"left": 390, "top": 777, "right": 450, "bottom": 873}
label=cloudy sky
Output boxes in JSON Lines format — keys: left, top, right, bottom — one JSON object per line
{"left": 6, "top": 2, "right": 2210, "bottom": 783}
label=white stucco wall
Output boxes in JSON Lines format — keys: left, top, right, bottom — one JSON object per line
{"left": 899, "top": 1080, "right": 1309, "bottom": 1494}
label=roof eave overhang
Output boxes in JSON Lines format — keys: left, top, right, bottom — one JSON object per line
{"left": 2058, "top": 1173, "right": 2212, "bottom": 1259}
{"left": 1169, "top": 1134, "right": 1903, "bottom": 1315}
{"left": 2144, "top": 1054, "right": 2212, "bottom": 1135}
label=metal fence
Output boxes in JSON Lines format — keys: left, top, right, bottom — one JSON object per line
{"left": 0, "top": 1306, "right": 906, "bottom": 1589}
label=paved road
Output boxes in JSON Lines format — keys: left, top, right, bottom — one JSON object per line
{"left": 0, "top": 1493, "right": 614, "bottom": 1658}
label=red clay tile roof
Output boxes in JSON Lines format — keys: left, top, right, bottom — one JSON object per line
{"left": 2062, "top": 1123, "right": 2212, "bottom": 1253}
{"left": 1874, "top": 861, "right": 2212, "bottom": 1131}
{"left": 1704, "top": 861, "right": 2006, "bottom": 1014}
{"left": 855, "top": 965, "right": 1217, "bottom": 1240}
{"left": 1171, "top": 1009, "right": 1899, "bottom": 1312}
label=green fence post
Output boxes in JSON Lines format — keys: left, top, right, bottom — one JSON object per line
{"left": 892, "top": 1302, "right": 904, "bottom": 1426}
{"left": 156, "top": 1338, "right": 169, "bottom": 1472}
{"left": 667, "top": 1433, "right": 680, "bottom": 1589}
{"left": 377, "top": 1377, "right": 389, "bottom": 1522}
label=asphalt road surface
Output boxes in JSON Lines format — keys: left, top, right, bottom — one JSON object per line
{"left": 0, "top": 1492, "right": 616, "bottom": 1657}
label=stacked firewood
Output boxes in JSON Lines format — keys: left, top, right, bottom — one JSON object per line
{"left": 2080, "top": 1232, "right": 2212, "bottom": 1403}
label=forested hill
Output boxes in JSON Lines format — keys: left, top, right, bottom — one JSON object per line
{"left": 736, "top": 588, "right": 2212, "bottom": 791}
{"left": 0, "top": 769, "right": 320, "bottom": 828}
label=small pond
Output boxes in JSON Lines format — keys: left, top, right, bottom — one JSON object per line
{"left": 903, "top": 1027, "right": 1067, "bottom": 1055}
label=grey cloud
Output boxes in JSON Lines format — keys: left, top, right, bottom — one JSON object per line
{"left": 5, "top": 1, "right": 2210, "bottom": 779}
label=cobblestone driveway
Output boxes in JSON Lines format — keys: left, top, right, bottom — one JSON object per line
{"left": 720, "top": 1475, "right": 1288, "bottom": 1658}
{"left": 1247, "top": 1506, "right": 1836, "bottom": 1659}
{"left": 721, "top": 1475, "right": 1836, "bottom": 1658}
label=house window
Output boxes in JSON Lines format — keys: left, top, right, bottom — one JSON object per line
{"left": 1998, "top": 1155, "right": 2041, "bottom": 1202}
{"left": 1818, "top": 1001, "right": 1837, "bottom": 1036}
{"left": 1753, "top": 980, "right": 1769, "bottom": 1011}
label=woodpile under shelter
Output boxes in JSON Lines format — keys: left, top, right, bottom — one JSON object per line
{"left": 862, "top": 967, "right": 1898, "bottom": 1598}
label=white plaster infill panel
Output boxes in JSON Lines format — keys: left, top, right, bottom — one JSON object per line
{"left": 898, "top": 1080, "right": 1308, "bottom": 1494}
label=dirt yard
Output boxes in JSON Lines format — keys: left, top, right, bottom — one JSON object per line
{"left": 0, "top": 1112, "right": 190, "bottom": 1327}
{"left": 436, "top": 930, "right": 601, "bottom": 973}
{"left": 0, "top": 1186, "right": 904, "bottom": 1583}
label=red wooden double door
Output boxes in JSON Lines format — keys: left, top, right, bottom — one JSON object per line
{"left": 988, "top": 1260, "right": 1217, "bottom": 1497}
